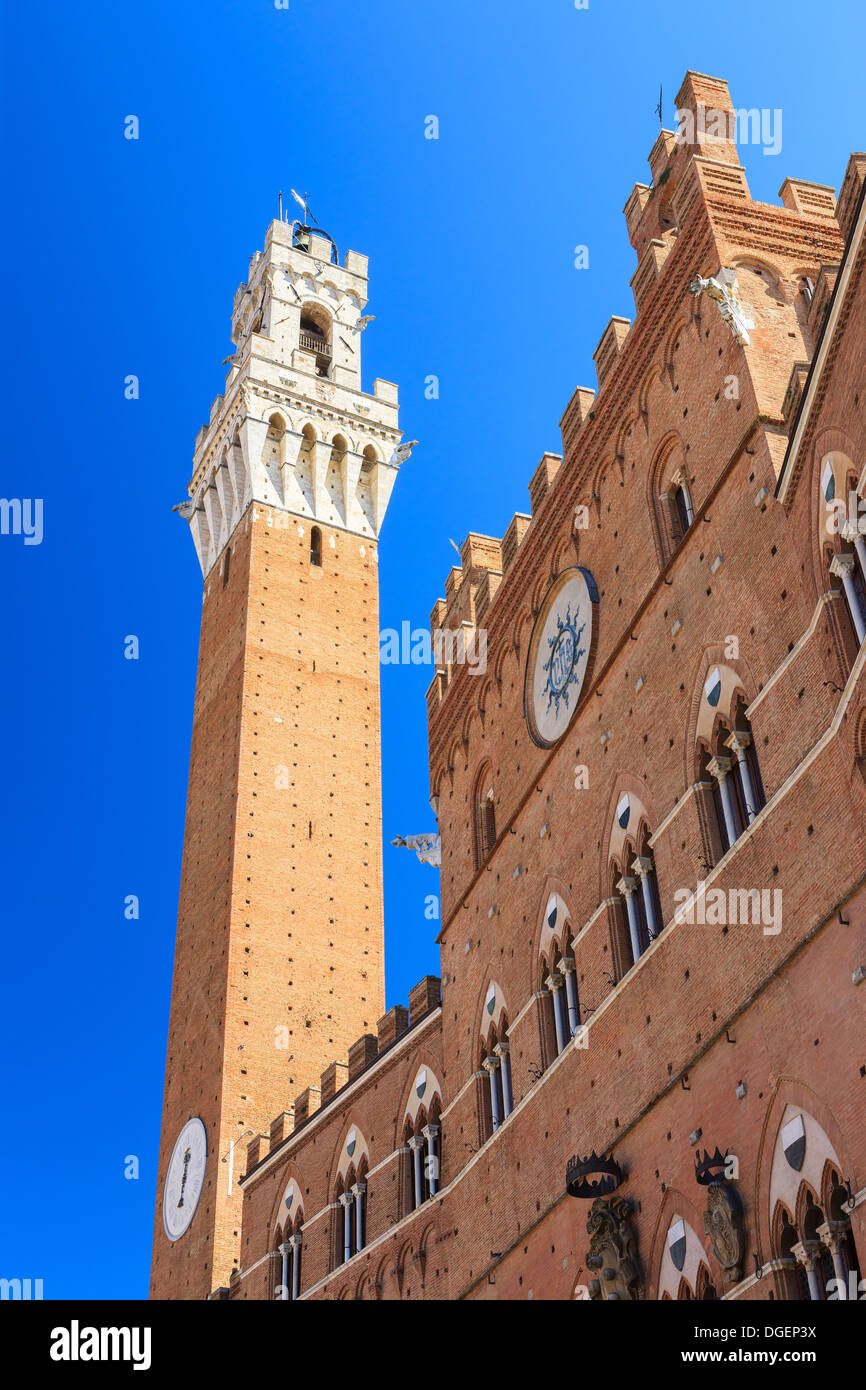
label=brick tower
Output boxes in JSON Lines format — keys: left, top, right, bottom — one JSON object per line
{"left": 150, "top": 215, "right": 407, "bottom": 1299}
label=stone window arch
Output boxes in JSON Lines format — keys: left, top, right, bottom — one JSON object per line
{"left": 402, "top": 1070, "right": 443, "bottom": 1213}
{"left": 478, "top": 991, "right": 513, "bottom": 1139}
{"left": 606, "top": 857, "right": 632, "bottom": 982}
{"left": 767, "top": 1105, "right": 860, "bottom": 1300}
{"left": 537, "top": 892, "right": 581, "bottom": 1053}
{"left": 610, "top": 822, "right": 662, "bottom": 970}
{"left": 274, "top": 1204, "right": 304, "bottom": 1302}
{"left": 333, "top": 1127, "right": 370, "bottom": 1269}
{"left": 272, "top": 1176, "right": 305, "bottom": 1300}
{"left": 538, "top": 944, "right": 566, "bottom": 1066}
{"left": 695, "top": 669, "right": 765, "bottom": 865}
{"left": 334, "top": 1158, "right": 368, "bottom": 1268}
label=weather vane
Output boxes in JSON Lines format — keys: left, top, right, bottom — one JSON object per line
{"left": 289, "top": 188, "right": 320, "bottom": 227}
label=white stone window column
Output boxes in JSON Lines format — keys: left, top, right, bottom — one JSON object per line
{"left": 494, "top": 1042, "right": 513, "bottom": 1116}
{"left": 483, "top": 1055, "right": 503, "bottom": 1131}
{"left": 278, "top": 1241, "right": 290, "bottom": 1301}
{"left": 831, "top": 552, "right": 866, "bottom": 644}
{"left": 352, "top": 1180, "right": 366, "bottom": 1253}
{"left": 817, "top": 1221, "right": 849, "bottom": 1291}
{"left": 202, "top": 478, "right": 223, "bottom": 567}
{"left": 842, "top": 521, "right": 866, "bottom": 585}
{"left": 339, "top": 1192, "right": 353, "bottom": 1264}
{"left": 707, "top": 755, "right": 740, "bottom": 850}
{"left": 725, "top": 731, "right": 759, "bottom": 825}
{"left": 422, "top": 1123, "right": 440, "bottom": 1196}
{"left": 408, "top": 1134, "right": 425, "bottom": 1208}
{"left": 617, "top": 875, "right": 643, "bottom": 966}
{"left": 289, "top": 1234, "right": 302, "bottom": 1301}
{"left": 632, "top": 857, "right": 661, "bottom": 942}
{"left": 559, "top": 958, "right": 580, "bottom": 1037}
{"left": 672, "top": 468, "right": 695, "bottom": 526}
{"left": 791, "top": 1240, "right": 824, "bottom": 1300}
{"left": 545, "top": 971, "right": 567, "bottom": 1053}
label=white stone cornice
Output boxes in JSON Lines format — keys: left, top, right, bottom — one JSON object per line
{"left": 341, "top": 449, "right": 364, "bottom": 532}
{"left": 369, "top": 459, "right": 399, "bottom": 534}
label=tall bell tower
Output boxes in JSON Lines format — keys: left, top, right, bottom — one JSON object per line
{"left": 150, "top": 215, "right": 406, "bottom": 1299}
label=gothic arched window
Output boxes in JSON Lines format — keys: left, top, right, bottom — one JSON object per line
{"left": 473, "top": 763, "right": 496, "bottom": 868}
{"left": 333, "top": 1156, "right": 368, "bottom": 1269}
{"left": 613, "top": 836, "right": 657, "bottom": 969}
{"left": 701, "top": 700, "right": 765, "bottom": 861}
{"left": 479, "top": 1017, "right": 513, "bottom": 1139}
{"left": 404, "top": 1096, "right": 442, "bottom": 1213}
{"left": 277, "top": 1211, "right": 304, "bottom": 1301}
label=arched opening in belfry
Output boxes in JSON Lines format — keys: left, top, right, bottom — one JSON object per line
{"left": 299, "top": 305, "right": 332, "bottom": 377}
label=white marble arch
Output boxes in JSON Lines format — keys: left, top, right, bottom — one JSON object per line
{"left": 657, "top": 1214, "right": 709, "bottom": 1299}
{"left": 335, "top": 1124, "right": 370, "bottom": 1184}
{"left": 769, "top": 1104, "right": 842, "bottom": 1222}
{"left": 403, "top": 1065, "right": 443, "bottom": 1129}
{"left": 274, "top": 1176, "right": 303, "bottom": 1239}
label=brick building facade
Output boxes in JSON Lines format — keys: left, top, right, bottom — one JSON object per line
{"left": 153, "top": 72, "right": 866, "bottom": 1302}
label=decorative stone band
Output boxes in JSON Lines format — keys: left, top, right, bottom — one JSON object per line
{"left": 183, "top": 406, "right": 404, "bottom": 576}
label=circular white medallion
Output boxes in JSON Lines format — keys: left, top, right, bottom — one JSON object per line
{"left": 162, "top": 1117, "right": 208, "bottom": 1242}
{"left": 524, "top": 568, "right": 597, "bottom": 747}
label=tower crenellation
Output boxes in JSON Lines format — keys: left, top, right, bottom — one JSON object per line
{"left": 241, "top": 975, "right": 443, "bottom": 1187}
{"left": 427, "top": 70, "right": 849, "bottom": 726}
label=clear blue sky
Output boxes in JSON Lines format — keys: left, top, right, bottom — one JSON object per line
{"left": 1, "top": 0, "right": 863, "bottom": 1300}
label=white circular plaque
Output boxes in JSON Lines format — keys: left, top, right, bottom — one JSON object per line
{"left": 524, "top": 568, "right": 597, "bottom": 747}
{"left": 162, "top": 1117, "right": 208, "bottom": 1242}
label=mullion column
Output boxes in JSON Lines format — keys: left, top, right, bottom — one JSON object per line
{"left": 408, "top": 1134, "right": 424, "bottom": 1207}
{"left": 791, "top": 1240, "right": 824, "bottom": 1300}
{"left": 707, "top": 755, "right": 739, "bottom": 849}
{"left": 340, "top": 1192, "right": 353, "bottom": 1264}
{"left": 725, "top": 731, "right": 759, "bottom": 824}
{"left": 617, "top": 875, "right": 643, "bottom": 965}
{"left": 817, "top": 1221, "right": 849, "bottom": 1292}
{"left": 545, "top": 971, "right": 566, "bottom": 1053}
{"left": 632, "top": 857, "right": 661, "bottom": 941}
{"left": 353, "top": 1181, "right": 366, "bottom": 1253}
{"left": 483, "top": 1056, "right": 503, "bottom": 1130}
{"left": 422, "top": 1123, "right": 440, "bottom": 1196}
{"left": 831, "top": 552, "right": 866, "bottom": 644}
{"left": 494, "top": 1042, "right": 513, "bottom": 1115}
{"left": 290, "top": 1234, "right": 302, "bottom": 1300}
{"left": 560, "top": 959, "right": 580, "bottom": 1036}
{"left": 843, "top": 521, "right": 866, "bottom": 586}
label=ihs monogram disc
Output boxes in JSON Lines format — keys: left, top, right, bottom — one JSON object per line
{"left": 525, "top": 568, "right": 598, "bottom": 747}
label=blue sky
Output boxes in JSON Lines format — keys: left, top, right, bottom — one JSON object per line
{"left": 1, "top": 0, "right": 863, "bottom": 1300}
